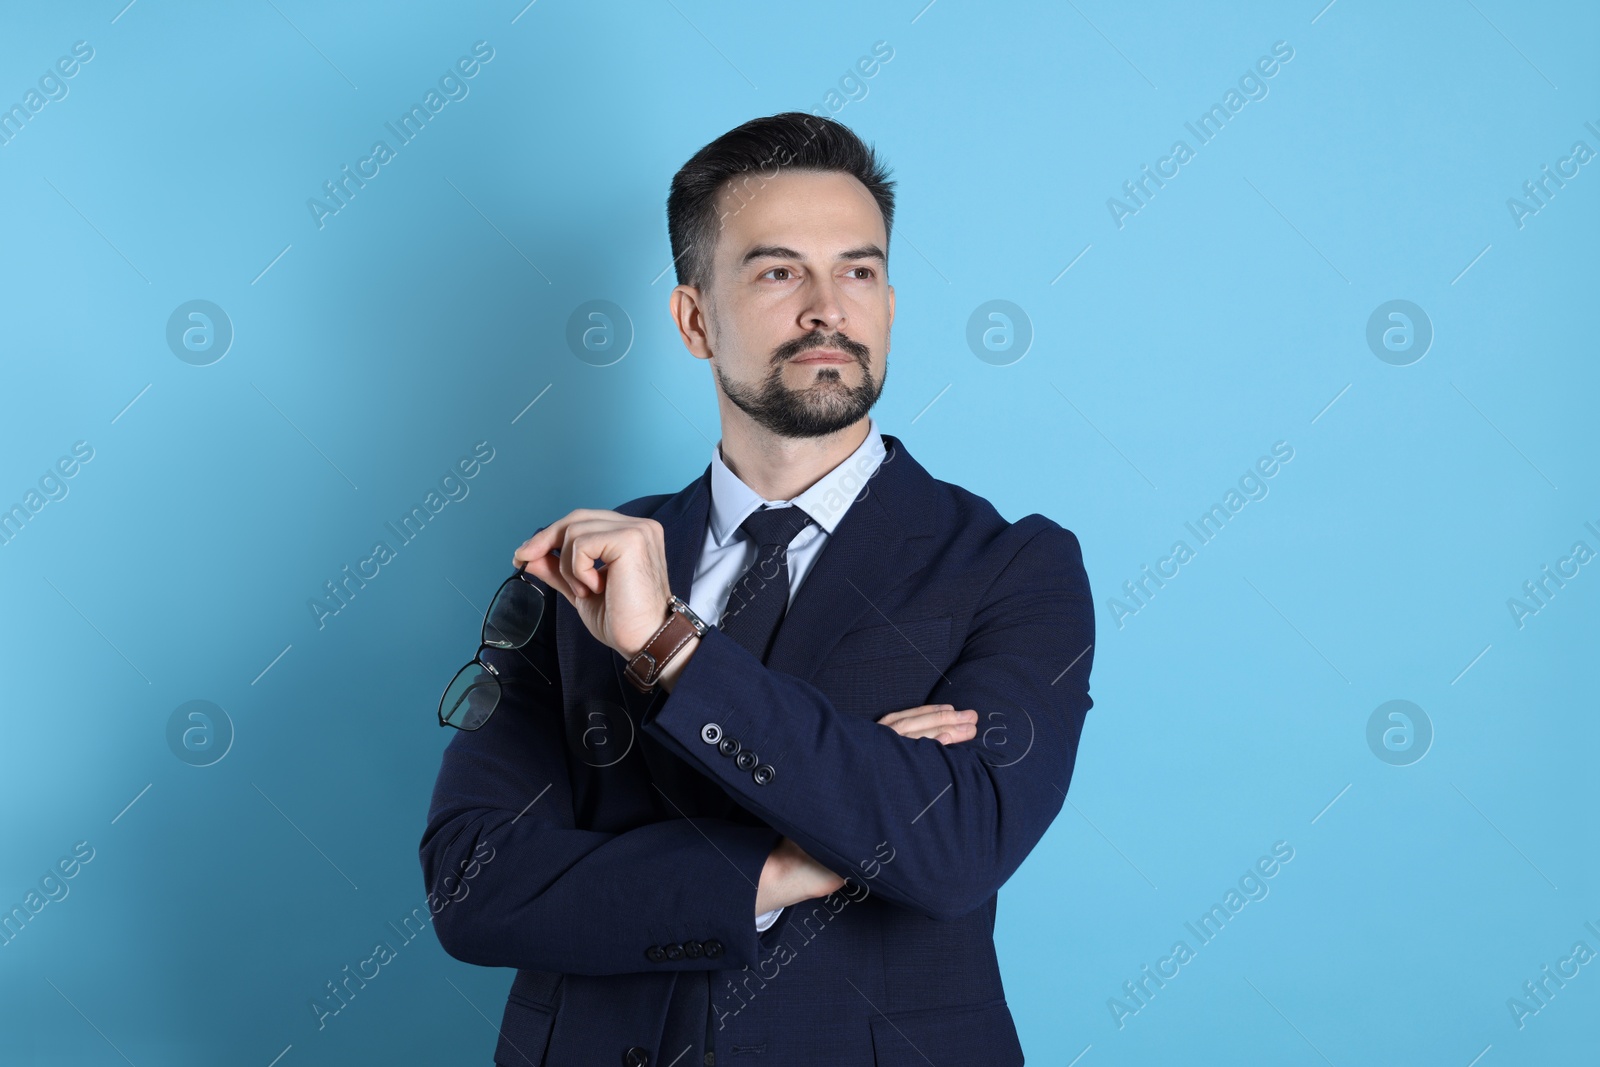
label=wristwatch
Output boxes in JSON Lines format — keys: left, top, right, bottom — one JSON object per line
{"left": 623, "top": 595, "right": 708, "bottom": 693}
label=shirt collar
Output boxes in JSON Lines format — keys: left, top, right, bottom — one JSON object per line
{"left": 708, "top": 416, "right": 885, "bottom": 547}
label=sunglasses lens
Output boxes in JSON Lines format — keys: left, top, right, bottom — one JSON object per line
{"left": 485, "top": 575, "right": 544, "bottom": 649}
{"left": 440, "top": 662, "right": 501, "bottom": 730}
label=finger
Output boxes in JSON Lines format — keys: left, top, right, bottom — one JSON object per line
{"left": 878, "top": 704, "right": 954, "bottom": 726}
{"left": 887, "top": 708, "right": 977, "bottom": 734}
{"left": 558, "top": 519, "right": 616, "bottom": 598}
{"left": 513, "top": 518, "right": 572, "bottom": 569}
{"left": 900, "top": 722, "right": 977, "bottom": 743}
{"left": 558, "top": 523, "right": 584, "bottom": 597}
{"left": 576, "top": 518, "right": 656, "bottom": 598}
{"left": 934, "top": 724, "right": 977, "bottom": 745}
{"left": 525, "top": 525, "right": 593, "bottom": 604}
{"left": 884, "top": 717, "right": 978, "bottom": 741}
{"left": 563, "top": 520, "right": 636, "bottom": 598}
{"left": 514, "top": 511, "right": 612, "bottom": 571}
{"left": 882, "top": 715, "right": 941, "bottom": 737}
{"left": 516, "top": 533, "right": 576, "bottom": 600}
{"left": 894, "top": 727, "right": 945, "bottom": 740}
{"left": 522, "top": 551, "right": 577, "bottom": 602}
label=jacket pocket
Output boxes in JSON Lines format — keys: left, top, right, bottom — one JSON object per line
{"left": 869, "top": 998, "right": 1023, "bottom": 1066}
{"left": 493, "top": 994, "right": 556, "bottom": 1066}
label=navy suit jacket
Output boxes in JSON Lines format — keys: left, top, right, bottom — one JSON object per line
{"left": 420, "top": 433, "right": 1095, "bottom": 1066}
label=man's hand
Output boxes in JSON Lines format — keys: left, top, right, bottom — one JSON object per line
{"left": 755, "top": 836, "right": 846, "bottom": 915}
{"left": 877, "top": 703, "right": 979, "bottom": 745}
{"left": 513, "top": 511, "right": 674, "bottom": 658}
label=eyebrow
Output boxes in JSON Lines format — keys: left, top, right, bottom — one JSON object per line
{"left": 741, "top": 244, "right": 886, "bottom": 266}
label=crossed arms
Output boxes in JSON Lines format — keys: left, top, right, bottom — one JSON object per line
{"left": 419, "top": 520, "right": 1093, "bottom": 976}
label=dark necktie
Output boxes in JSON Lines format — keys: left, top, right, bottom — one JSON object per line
{"left": 717, "top": 504, "right": 815, "bottom": 663}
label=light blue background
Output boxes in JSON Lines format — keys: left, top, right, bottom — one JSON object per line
{"left": 1, "top": 1, "right": 1595, "bottom": 1063}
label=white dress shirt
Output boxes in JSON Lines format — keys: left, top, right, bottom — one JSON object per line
{"left": 687, "top": 416, "right": 888, "bottom": 931}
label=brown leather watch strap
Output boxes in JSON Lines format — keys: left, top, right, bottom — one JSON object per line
{"left": 623, "top": 596, "right": 706, "bottom": 693}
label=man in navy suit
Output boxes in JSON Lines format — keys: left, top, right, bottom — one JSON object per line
{"left": 420, "top": 111, "right": 1095, "bottom": 1066}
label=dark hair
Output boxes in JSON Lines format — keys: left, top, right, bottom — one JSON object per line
{"left": 666, "top": 111, "right": 896, "bottom": 292}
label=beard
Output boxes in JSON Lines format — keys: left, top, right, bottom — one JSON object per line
{"left": 714, "top": 330, "right": 885, "bottom": 439}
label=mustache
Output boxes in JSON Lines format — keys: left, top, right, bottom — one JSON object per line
{"left": 774, "top": 332, "right": 870, "bottom": 364}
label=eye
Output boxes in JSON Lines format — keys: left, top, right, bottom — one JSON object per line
{"left": 762, "top": 266, "right": 794, "bottom": 282}
{"left": 846, "top": 266, "right": 876, "bottom": 280}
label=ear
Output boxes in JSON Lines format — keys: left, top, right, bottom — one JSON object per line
{"left": 670, "top": 284, "right": 714, "bottom": 361}
{"left": 886, "top": 282, "right": 895, "bottom": 354}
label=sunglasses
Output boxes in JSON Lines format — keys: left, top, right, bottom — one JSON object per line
{"left": 437, "top": 562, "right": 547, "bottom": 730}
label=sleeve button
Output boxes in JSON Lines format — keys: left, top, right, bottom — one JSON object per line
{"left": 717, "top": 736, "right": 741, "bottom": 758}
{"left": 700, "top": 723, "right": 722, "bottom": 745}
{"left": 734, "top": 750, "right": 759, "bottom": 771}
{"left": 752, "top": 763, "right": 776, "bottom": 786}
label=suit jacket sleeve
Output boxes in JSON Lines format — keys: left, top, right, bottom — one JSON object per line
{"left": 642, "top": 519, "right": 1094, "bottom": 922}
{"left": 419, "top": 576, "right": 783, "bottom": 976}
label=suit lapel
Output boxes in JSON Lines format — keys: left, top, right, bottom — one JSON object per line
{"left": 765, "top": 433, "right": 937, "bottom": 679}
{"left": 658, "top": 466, "right": 713, "bottom": 606}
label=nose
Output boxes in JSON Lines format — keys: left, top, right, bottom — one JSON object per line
{"left": 799, "top": 273, "right": 846, "bottom": 332}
